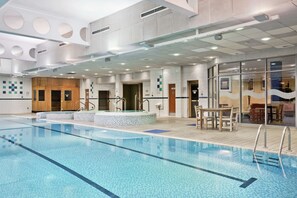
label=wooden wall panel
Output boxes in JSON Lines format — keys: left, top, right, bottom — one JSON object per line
{"left": 32, "top": 77, "right": 80, "bottom": 112}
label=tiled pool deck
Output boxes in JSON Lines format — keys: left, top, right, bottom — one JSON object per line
{"left": 18, "top": 115, "right": 297, "bottom": 156}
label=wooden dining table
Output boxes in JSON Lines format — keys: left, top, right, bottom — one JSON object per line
{"left": 199, "top": 107, "right": 232, "bottom": 131}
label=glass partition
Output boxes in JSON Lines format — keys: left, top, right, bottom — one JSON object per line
{"left": 214, "top": 55, "right": 296, "bottom": 126}
{"left": 241, "top": 59, "right": 266, "bottom": 123}
{"left": 267, "top": 56, "right": 295, "bottom": 126}
{"left": 241, "top": 73, "right": 265, "bottom": 124}
{"left": 218, "top": 75, "right": 240, "bottom": 108}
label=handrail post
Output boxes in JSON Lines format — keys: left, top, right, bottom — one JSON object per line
{"left": 253, "top": 124, "right": 267, "bottom": 154}
{"left": 278, "top": 126, "right": 292, "bottom": 157}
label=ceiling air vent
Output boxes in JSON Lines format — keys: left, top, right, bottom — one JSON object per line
{"left": 92, "top": 26, "right": 110, "bottom": 35}
{"left": 37, "top": 49, "right": 47, "bottom": 54}
{"left": 141, "top": 6, "right": 167, "bottom": 18}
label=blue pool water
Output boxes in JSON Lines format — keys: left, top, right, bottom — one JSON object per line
{"left": 0, "top": 117, "right": 297, "bottom": 198}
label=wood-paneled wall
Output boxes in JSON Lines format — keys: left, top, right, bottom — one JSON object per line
{"left": 32, "top": 77, "right": 80, "bottom": 112}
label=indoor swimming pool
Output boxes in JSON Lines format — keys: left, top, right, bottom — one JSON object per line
{"left": 0, "top": 116, "right": 297, "bottom": 198}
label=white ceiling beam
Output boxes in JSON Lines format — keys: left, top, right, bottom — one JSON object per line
{"left": 148, "top": 0, "right": 197, "bottom": 17}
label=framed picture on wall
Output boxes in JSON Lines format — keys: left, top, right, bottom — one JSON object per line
{"left": 220, "top": 77, "right": 231, "bottom": 91}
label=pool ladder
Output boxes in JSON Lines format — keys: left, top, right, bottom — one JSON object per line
{"left": 253, "top": 125, "right": 294, "bottom": 167}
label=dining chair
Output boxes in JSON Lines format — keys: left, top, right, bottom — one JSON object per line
{"left": 221, "top": 107, "right": 239, "bottom": 131}
{"left": 194, "top": 106, "right": 215, "bottom": 129}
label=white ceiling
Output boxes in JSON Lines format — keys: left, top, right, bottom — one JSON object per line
{"left": 1, "top": 0, "right": 297, "bottom": 79}
{"left": 8, "top": 0, "right": 143, "bottom": 22}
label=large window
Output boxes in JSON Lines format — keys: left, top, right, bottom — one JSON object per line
{"left": 241, "top": 59, "right": 265, "bottom": 124}
{"left": 267, "top": 56, "right": 295, "bottom": 126}
{"left": 214, "top": 55, "right": 296, "bottom": 126}
{"left": 218, "top": 62, "right": 240, "bottom": 109}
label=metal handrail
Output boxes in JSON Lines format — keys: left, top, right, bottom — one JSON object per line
{"left": 253, "top": 124, "right": 267, "bottom": 154}
{"left": 89, "top": 101, "right": 95, "bottom": 110}
{"left": 278, "top": 126, "right": 291, "bottom": 157}
{"left": 115, "top": 97, "right": 126, "bottom": 111}
{"left": 77, "top": 101, "right": 85, "bottom": 111}
{"left": 142, "top": 99, "right": 150, "bottom": 112}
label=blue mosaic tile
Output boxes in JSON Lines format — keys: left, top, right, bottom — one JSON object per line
{"left": 144, "top": 129, "right": 170, "bottom": 134}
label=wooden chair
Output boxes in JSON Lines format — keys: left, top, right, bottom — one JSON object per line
{"left": 194, "top": 106, "right": 215, "bottom": 129}
{"left": 221, "top": 107, "right": 239, "bottom": 132}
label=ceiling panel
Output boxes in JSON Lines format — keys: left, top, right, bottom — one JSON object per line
{"left": 266, "top": 27, "right": 294, "bottom": 35}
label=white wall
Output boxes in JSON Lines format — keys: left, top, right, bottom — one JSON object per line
{"left": 95, "top": 65, "right": 209, "bottom": 118}
{"left": 0, "top": 76, "right": 32, "bottom": 114}
{"left": 80, "top": 77, "right": 99, "bottom": 110}
{"left": 81, "top": 77, "right": 116, "bottom": 111}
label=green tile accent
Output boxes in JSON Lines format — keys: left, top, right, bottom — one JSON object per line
{"left": 3, "top": 86, "right": 6, "bottom": 89}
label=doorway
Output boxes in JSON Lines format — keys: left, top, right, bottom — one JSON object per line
{"left": 168, "top": 84, "right": 176, "bottom": 116}
{"left": 188, "top": 81, "right": 199, "bottom": 118}
{"left": 85, "top": 89, "right": 89, "bottom": 110}
{"left": 98, "top": 90, "right": 109, "bottom": 110}
{"left": 123, "top": 83, "right": 143, "bottom": 110}
{"left": 51, "top": 90, "right": 61, "bottom": 111}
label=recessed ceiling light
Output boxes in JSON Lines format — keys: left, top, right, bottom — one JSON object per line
{"left": 94, "top": 73, "right": 98, "bottom": 75}
{"left": 211, "top": 46, "right": 218, "bottom": 50}
{"left": 125, "top": 68, "right": 130, "bottom": 71}
{"left": 236, "top": 27, "right": 244, "bottom": 31}
{"left": 85, "top": 69, "right": 89, "bottom": 71}
{"left": 261, "top": 37, "right": 271, "bottom": 41}
{"left": 59, "top": 74, "right": 63, "bottom": 76}
{"left": 108, "top": 71, "right": 113, "bottom": 73}
{"left": 257, "top": 59, "right": 262, "bottom": 61}
{"left": 120, "top": 63, "right": 126, "bottom": 65}
{"left": 172, "top": 53, "right": 181, "bottom": 56}
{"left": 290, "top": 64, "right": 295, "bottom": 67}
{"left": 145, "top": 65, "right": 150, "bottom": 68}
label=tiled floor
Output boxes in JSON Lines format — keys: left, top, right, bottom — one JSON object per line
{"left": 43, "top": 116, "right": 297, "bottom": 156}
